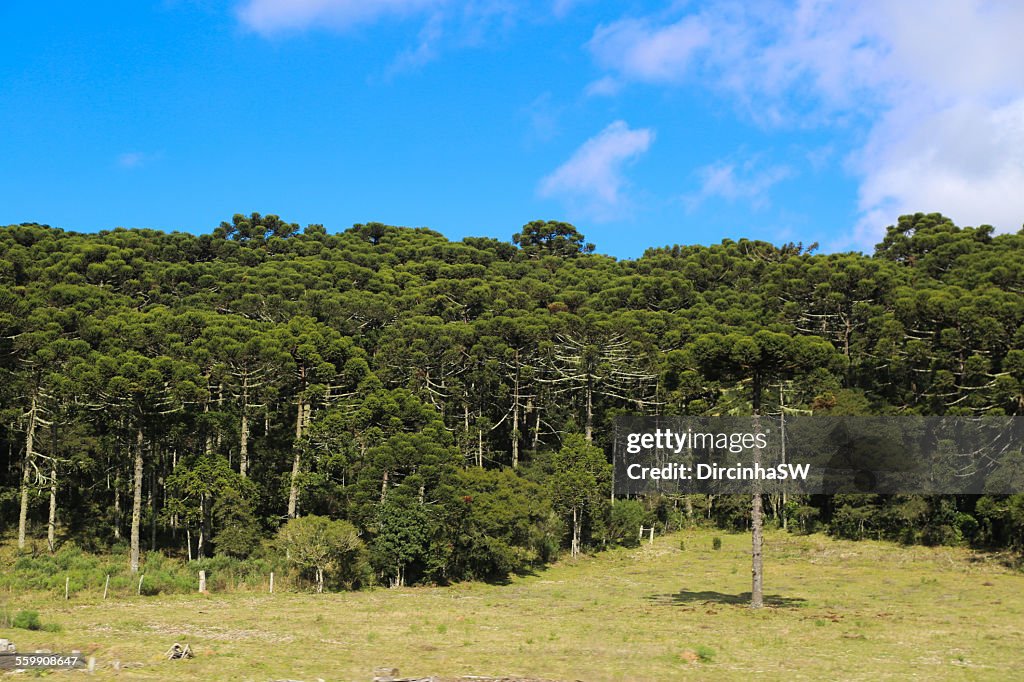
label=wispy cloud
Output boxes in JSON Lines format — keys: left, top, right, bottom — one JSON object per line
{"left": 551, "top": 0, "right": 585, "bottom": 19}
{"left": 587, "top": 14, "right": 710, "bottom": 86}
{"left": 523, "top": 92, "right": 562, "bottom": 143}
{"left": 235, "top": 0, "right": 443, "bottom": 35}
{"left": 587, "top": 1, "right": 1024, "bottom": 246}
{"left": 382, "top": 11, "right": 444, "bottom": 77}
{"left": 584, "top": 75, "right": 621, "bottom": 98}
{"left": 236, "top": 0, "right": 538, "bottom": 75}
{"left": 539, "top": 120, "right": 654, "bottom": 221}
{"left": 685, "top": 158, "right": 792, "bottom": 211}
{"left": 117, "top": 151, "right": 150, "bottom": 169}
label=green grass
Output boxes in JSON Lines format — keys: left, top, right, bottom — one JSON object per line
{"left": 1, "top": 529, "right": 1022, "bottom": 681}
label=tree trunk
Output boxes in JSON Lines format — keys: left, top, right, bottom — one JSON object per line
{"left": 779, "top": 386, "right": 788, "bottom": 531}
{"left": 511, "top": 352, "right": 520, "bottom": 468}
{"left": 239, "top": 373, "right": 250, "bottom": 478}
{"left": 751, "top": 483, "right": 764, "bottom": 608}
{"left": 197, "top": 493, "right": 206, "bottom": 560}
{"left": 532, "top": 407, "right": 541, "bottom": 449}
{"left": 750, "top": 378, "right": 764, "bottom": 608}
{"left": 47, "top": 421, "right": 58, "bottom": 552}
{"left": 150, "top": 468, "right": 157, "bottom": 552}
{"left": 114, "top": 471, "right": 121, "bottom": 541}
{"left": 18, "top": 392, "right": 37, "bottom": 550}
{"left": 287, "top": 393, "right": 304, "bottom": 518}
{"left": 130, "top": 426, "right": 144, "bottom": 574}
{"left": 584, "top": 379, "right": 594, "bottom": 443}
{"left": 571, "top": 506, "right": 581, "bottom": 557}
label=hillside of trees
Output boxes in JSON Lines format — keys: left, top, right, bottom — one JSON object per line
{"left": 2, "top": 213, "right": 1023, "bottom": 588}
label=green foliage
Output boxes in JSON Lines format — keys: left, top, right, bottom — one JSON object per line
{"left": 550, "top": 435, "right": 611, "bottom": 555}
{"left": 1, "top": 212, "right": 1022, "bottom": 583}
{"left": 13, "top": 609, "right": 41, "bottom": 630}
{"left": 438, "top": 468, "right": 556, "bottom": 582}
{"left": 371, "top": 499, "right": 431, "bottom": 587}
{"left": 213, "top": 488, "right": 261, "bottom": 559}
{"left": 712, "top": 536, "right": 722, "bottom": 551}
{"left": 276, "top": 515, "right": 368, "bottom": 591}
{"left": 608, "top": 499, "right": 647, "bottom": 547}
{"left": 512, "top": 220, "right": 595, "bottom": 258}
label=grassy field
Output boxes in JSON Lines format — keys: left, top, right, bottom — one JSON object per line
{"left": 2, "top": 529, "right": 1022, "bottom": 681}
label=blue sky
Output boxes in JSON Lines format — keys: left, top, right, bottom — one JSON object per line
{"left": 2, "top": 1, "right": 1023, "bottom": 259}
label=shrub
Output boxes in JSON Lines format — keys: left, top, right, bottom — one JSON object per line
{"left": 13, "top": 610, "right": 41, "bottom": 630}
{"left": 213, "top": 488, "right": 261, "bottom": 559}
{"left": 712, "top": 536, "right": 722, "bottom": 551}
{"left": 276, "top": 515, "right": 367, "bottom": 592}
{"left": 608, "top": 499, "right": 647, "bottom": 548}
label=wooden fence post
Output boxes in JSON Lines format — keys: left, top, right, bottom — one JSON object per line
{"left": 198, "top": 570, "right": 206, "bottom": 593}
{"left": 269, "top": 572, "right": 274, "bottom": 594}
{"left": 103, "top": 574, "right": 110, "bottom": 600}
{"left": 137, "top": 574, "right": 144, "bottom": 596}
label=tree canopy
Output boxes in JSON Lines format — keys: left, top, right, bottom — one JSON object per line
{"left": 2, "top": 213, "right": 1022, "bottom": 588}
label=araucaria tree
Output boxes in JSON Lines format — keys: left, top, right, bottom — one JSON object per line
{"left": 1, "top": 212, "right": 1021, "bottom": 590}
{"left": 689, "top": 330, "right": 839, "bottom": 607}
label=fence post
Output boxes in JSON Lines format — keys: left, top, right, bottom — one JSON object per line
{"left": 103, "top": 575, "right": 110, "bottom": 599}
{"left": 269, "top": 571, "right": 274, "bottom": 594}
{"left": 65, "top": 576, "right": 70, "bottom": 600}
{"left": 137, "top": 574, "right": 144, "bottom": 596}
{"left": 198, "top": 570, "right": 206, "bottom": 593}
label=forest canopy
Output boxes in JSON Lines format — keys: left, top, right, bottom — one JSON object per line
{"left": 2, "top": 213, "right": 1023, "bottom": 588}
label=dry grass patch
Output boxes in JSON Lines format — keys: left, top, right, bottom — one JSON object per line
{"left": 2, "top": 529, "right": 1022, "bottom": 681}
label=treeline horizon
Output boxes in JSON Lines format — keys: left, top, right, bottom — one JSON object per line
{"left": 2, "top": 212, "right": 1022, "bottom": 590}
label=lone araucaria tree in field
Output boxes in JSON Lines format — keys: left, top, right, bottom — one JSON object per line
{"left": 690, "top": 330, "right": 839, "bottom": 607}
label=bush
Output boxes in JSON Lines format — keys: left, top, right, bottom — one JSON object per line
{"left": 708, "top": 495, "right": 751, "bottom": 531}
{"left": 213, "top": 488, "right": 261, "bottom": 559}
{"left": 277, "top": 515, "right": 367, "bottom": 592}
{"left": 695, "top": 644, "right": 716, "bottom": 663}
{"left": 608, "top": 499, "right": 647, "bottom": 547}
{"left": 13, "top": 610, "right": 41, "bottom": 630}
{"left": 712, "top": 536, "right": 722, "bottom": 551}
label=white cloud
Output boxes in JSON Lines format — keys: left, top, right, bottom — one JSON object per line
{"left": 584, "top": 75, "right": 621, "bottom": 98}
{"left": 686, "top": 159, "right": 792, "bottom": 211}
{"left": 850, "top": 97, "right": 1024, "bottom": 246}
{"left": 587, "top": 15, "right": 710, "bottom": 85}
{"left": 236, "top": 0, "right": 443, "bottom": 34}
{"left": 539, "top": 120, "right": 654, "bottom": 220}
{"left": 588, "top": 1, "right": 1024, "bottom": 246}
{"left": 236, "top": 0, "right": 535, "bottom": 74}
{"left": 552, "top": 0, "right": 585, "bottom": 19}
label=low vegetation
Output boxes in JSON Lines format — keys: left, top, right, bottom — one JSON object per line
{"left": 2, "top": 529, "right": 1021, "bottom": 681}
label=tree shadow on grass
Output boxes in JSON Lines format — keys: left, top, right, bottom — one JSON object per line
{"left": 649, "top": 590, "right": 807, "bottom": 607}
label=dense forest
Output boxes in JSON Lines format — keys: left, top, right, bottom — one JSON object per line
{"left": 2, "top": 212, "right": 1023, "bottom": 590}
